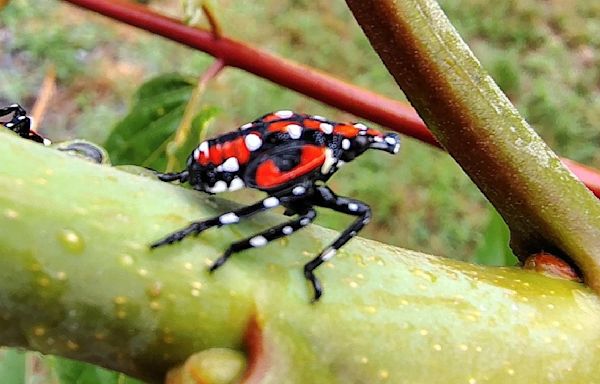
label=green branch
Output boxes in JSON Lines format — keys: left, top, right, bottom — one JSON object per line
{"left": 1, "top": 133, "right": 600, "bottom": 383}
{"left": 345, "top": 0, "right": 600, "bottom": 295}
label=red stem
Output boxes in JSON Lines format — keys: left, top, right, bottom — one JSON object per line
{"left": 62, "top": 0, "right": 600, "bottom": 198}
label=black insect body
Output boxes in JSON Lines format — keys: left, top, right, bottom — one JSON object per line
{"left": 0, "top": 104, "right": 50, "bottom": 145}
{"left": 152, "top": 110, "right": 400, "bottom": 301}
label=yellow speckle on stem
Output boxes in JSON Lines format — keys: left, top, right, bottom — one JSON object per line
{"left": 4, "top": 209, "right": 18, "bottom": 219}
{"left": 57, "top": 229, "right": 85, "bottom": 254}
{"left": 378, "top": 370, "right": 389, "bottom": 380}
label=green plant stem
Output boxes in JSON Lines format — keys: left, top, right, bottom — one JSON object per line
{"left": 1, "top": 134, "right": 600, "bottom": 383}
{"left": 345, "top": 0, "right": 600, "bottom": 294}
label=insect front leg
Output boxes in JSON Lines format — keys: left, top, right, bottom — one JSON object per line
{"left": 150, "top": 183, "right": 313, "bottom": 249}
{"left": 209, "top": 203, "right": 317, "bottom": 271}
{"left": 303, "top": 186, "right": 372, "bottom": 302}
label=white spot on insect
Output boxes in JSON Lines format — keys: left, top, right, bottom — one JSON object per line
{"left": 292, "top": 186, "right": 306, "bottom": 195}
{"left": 354, "top": 123, "right": 368, "bottom": 130}
{"left": 282, "top": 226, "right": 293, "bottom": 235}
{"left": 300, "top": 217, "right": 311, "bottom": 226}
{"left": 43, "top": 138, "right": 52, "bottom": 146}
{"left": 342, "top": 139, "right": 351, "bottom": 150}
{"left": 348, "top": 203, "right": 359, "bottom": 212}
{"left": 275, "top": 110, "right": 294, "bottom": 118}
{"left": 319, "top": 123, "right": 333, "bottom": 134}
{"left": 216, "top": 165, "right": 223, "bottom": 172}
{"left": 207, "top": 180, "right": 227, "bottom": 193}
{"left": 240, "top": 122, "right": 253, "bottom": 129}
{"left": 286, "top": 124, "right": 302, "bottom": 139}
{"left": 321, "top": 148, "right": 336, "bottom": 174}
{"left": 322, "top": 248, "right": 336, "bottom": 261}
{"left": 10, "top": 104, "right": 19, "bottom": 108}
{"left": 228, "top": 177, "right": 245, "bottom": 191}
{"left": 263, "top": 196, "right": 279, "bottom": 208}
{"left": 373, "top": 136, "right": 384, "bottom": 142}
{"left": 394, "top": 142, "right": 400, "bottom": 154}
{"left": 17, "top": 115, "right": 26, "bottom": 120}
{"left": 337, "top": 160, "right": 346, "bottom": 168}
{"left": 198, "top": 141, "right": 209, "bottom": 157}
{"left": 385, "top": 136, "right": 397, "bottom": 145}
{"left": 193, "top": 148, "right": 200, "bottom": 160}
{"left": 219, "top": 212, "right": 239, "bottom": 224}
{"left": 244, "top": 134, "right": 262, "bottom": 151}
{"left": 5, "top": 122, "right": 14, "bottom": 128}
{"left": 222, "top": 157, "right": 240, "bottom": 172}
{"left": 249, "top": 236, "right": 267, "bottom": 247}
{"left": 313, "top": 115, "right": 326, "bottom": 121}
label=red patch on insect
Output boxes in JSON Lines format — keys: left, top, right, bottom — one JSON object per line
{"left": 523, "top": 251, "right": 581, "bottom": 281}
{"left": 333, "top": 123, "right": 359, "bottom": 138}
{"left": 261, "top": 114, "right": 281, "bottom": 123}
{"left": 303, "top": 119, "right": 322, "bottom": 129}
{"left": 265, "top": 121, "right": 293, "bottom": 133}
{"left": 255, "top": 145, "right": 326, "bottom": 189}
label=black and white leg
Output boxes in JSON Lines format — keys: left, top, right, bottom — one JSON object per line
{"left": 1, "top": 104, "right": 50, "bottom": 145}
{"left": 156, "top": 170, "right": 189, "bottom": 183}
{"left": 303, "top": 186, "right": 372, "bottom": 301}
{"left": 150, "top": 183, "right": 313, "bottom": 248}
{"left": 210, "top": 204, "right": 317, "bottom": 271}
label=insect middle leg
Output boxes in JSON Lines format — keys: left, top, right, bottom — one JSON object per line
{"left": 303, "top": 186, "right": 372, "bottom": 301}
{"left": 150, "top": 183, "right": 312, "bottom": 248}
{"left": 210, "top": 203, "right": 317, "bottom": 271}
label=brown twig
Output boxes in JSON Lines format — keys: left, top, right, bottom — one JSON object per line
{"left": 166, "top": 58, "right": 225, "bottom": 171}
{"left": 30, "top": 65, "right": 57, "bottom": 132}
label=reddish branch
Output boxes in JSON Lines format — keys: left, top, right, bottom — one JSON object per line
{"left": 62, "top": 0, "right": 600, "bottom": 198}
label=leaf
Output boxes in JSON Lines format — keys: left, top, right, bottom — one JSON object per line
{"left": 0, "top": 348, "right": 25, "bottom": 384}
{"left": 474, "top": 206, "right": 518, "bottom": 266}
{"left": 49, "top": 355, "right": 143, "bottom": 384}
{"left": 104, "top": 73, "right": 197, "bottom": 168}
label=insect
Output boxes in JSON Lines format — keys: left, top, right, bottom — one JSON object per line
{"left": 0, "top": 104, "right": 51, "bottom": 145}
{"left": 152, "top": 110, "right": 400, "bottom": 301}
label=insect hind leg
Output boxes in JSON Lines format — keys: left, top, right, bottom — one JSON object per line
{"left": 303, "top": 186, "right": 372, "bottom": 302}
{"left": 210, "top": 205, "right": 317, "bottom": 272}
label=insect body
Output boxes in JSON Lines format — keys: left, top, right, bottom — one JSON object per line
{"left": 0, "top": 104, "right": 51, "bottom": 145}
{"left": 152, "top": 110, "right": 400, "bottom": 301}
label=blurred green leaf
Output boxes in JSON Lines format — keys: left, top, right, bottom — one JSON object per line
{"left": 49, "top": 356, "right": 143, "bottom": 384}
{"left": 474, "top": 206, "right": 518, "bottom": 266}
{"left": 0, "top": 348, "right": 26, "bottom": 384}
{"left": 104, "top": 73, "right": 201, "bottom": 169}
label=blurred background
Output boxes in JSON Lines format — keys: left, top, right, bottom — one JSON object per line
{"left": 1, "top": 0, "right": 599, "bottom": 267}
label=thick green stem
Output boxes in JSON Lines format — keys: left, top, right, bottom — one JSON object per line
{"left": 1, "top": 133, "right": 600, "bottom": 383}
{"left": 345, "top": 0, "right": 600, "bottom": 294}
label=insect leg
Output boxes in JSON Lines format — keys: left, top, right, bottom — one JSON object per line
{"left": 150, "top": 183, "right": 312, "bottom": 249}
{"left": 210, "top": 204, "right": 317, "bottom": 271}
{"left": 303, "top": 186, "right": 372, "bottom": 301}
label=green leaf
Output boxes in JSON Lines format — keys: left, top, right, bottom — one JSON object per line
{"left": 0, "top": 348, "right": 26, "bottom": 384}
{"left": 474, "top": 206, "right": 518, "bottom": 266}
{"left": 104, "top": 73, "right": 197, "bottom": 168}
{"left": 49, "top": 356, "right": 143, "bottom": 384}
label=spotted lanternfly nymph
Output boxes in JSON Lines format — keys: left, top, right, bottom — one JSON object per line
{"left": 0, "top": 104, "right": 51, "bottom": 146}
{"left": 152, "top": 110, "right": 400, "bottom": 301}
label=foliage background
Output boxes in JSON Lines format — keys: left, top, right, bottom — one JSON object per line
{"left": 0, "top": 0, "right": 599, "bottom": 382}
